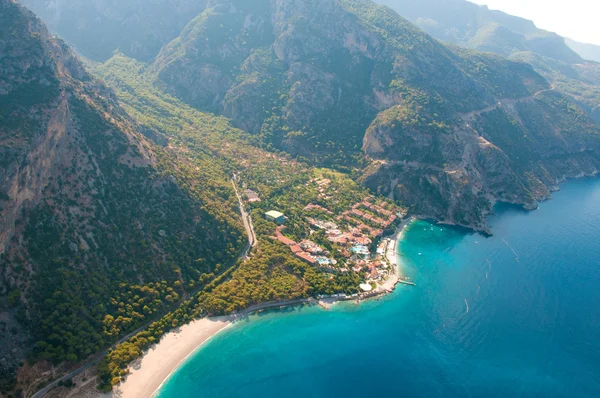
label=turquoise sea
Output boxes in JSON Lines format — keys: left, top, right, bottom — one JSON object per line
{"left": 157, "top": 178, "right": 600, "bottom": 398}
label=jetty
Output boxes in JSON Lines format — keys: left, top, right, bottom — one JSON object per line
{"left": 398, "top": 280, "right": 416, "bottom": 287}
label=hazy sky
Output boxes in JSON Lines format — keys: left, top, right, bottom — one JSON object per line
{"left": 470, "top": 0, "right": 600, "bottom": 45}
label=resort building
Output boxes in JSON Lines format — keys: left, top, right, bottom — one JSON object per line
{"left": 360, "top": 283, "right": 373, "bottom": 292}
{"left": 300, "top": 240, "right": 326, "bottom": 255}
{"left": 296, "top": 251, "right": 317, "bottom": 265}
{"left": 265, "top": 210, "right": 286, "bottom": 224}
{"left": 244, "top": 189, "right": 261, "bottom": 202}
{"left": 273, "top": 226, "right": 328, "bottom": 266}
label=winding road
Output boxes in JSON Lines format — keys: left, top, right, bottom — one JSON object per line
{"left": 377, "top": 86, "right": 558, "bottom": 179}
{"left": 460, "top": 85, "right": 556, "bottom": 122}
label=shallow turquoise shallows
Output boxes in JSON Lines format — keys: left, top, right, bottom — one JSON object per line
{"left": 157, "top": 178, "right": 600, "bottom": 398}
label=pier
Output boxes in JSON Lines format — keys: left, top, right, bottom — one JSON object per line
{"left": 398, "top": 280, "right": 416, "bottom": 287}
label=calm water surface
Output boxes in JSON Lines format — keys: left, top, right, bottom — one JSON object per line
{"left": 158, "top": 178, "right": 600, "bottom": 398}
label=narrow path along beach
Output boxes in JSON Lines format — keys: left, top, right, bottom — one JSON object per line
{"left": 115, "top": 219, "right": 416, "bottom": 397}
{"left": 112, "top": 298, "right": 312, "bottom": 398}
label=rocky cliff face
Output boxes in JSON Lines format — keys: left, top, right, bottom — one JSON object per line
{"left": 361, "top": 91, "right": 600, "bottom": 231}
{"left": 151, "top": 0, "right": 383, "bottom": 158}
{"left": 17, "top": 0, "right": 600, "bottom": 233}
{"left": 149, "top": 0, "right": 600, "bottom": 231}
{"left": 0, "top": 1, "right": 243, "bottom": 388}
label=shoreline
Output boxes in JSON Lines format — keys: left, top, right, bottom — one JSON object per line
{"left": 113, "top": 316, "right": 234, "bottom": 398}
{"left": 113, "top": 298, "right": 314, "bottom": 398}
{"left": 114, "top": 219, "right": 415, "bottom": 398}
{"left": 366, "top": 216, "right": 414, "bottom": 296}
{"left": 111, "top": 177, "right": 600, "bottom": 398}
{"left": 318, "top": 217, "right": 414, "bottom": 308}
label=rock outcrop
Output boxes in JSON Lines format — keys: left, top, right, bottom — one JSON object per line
{"left": 0, "top": 1, "right": 244, "bottom": 385}
{"left": 19, "top": 0, "right": 600, "bottom": 232}
{"left": 150, "top": 0, "right": 600, "bottom": 231}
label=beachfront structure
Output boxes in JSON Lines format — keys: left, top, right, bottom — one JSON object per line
{"left": 360, "top": 283, "right": 373, "bottom": 292}
{"left": 265, "top": 210, "right": 286, "bottom": 224}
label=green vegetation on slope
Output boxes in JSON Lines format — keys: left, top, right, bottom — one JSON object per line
{"left": 0, "top": 3, "right": 247, "bottom": 394}
{"left": 89, "top": 52, "right": 383, "bottom": 391}
{"left": 376, "top": 0, "right": 600, "bottom": 126}
{"left": 4, "top": 1, "right": 600, "bottom": 393}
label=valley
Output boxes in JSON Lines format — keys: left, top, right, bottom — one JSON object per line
{"left": 1, "top": 0, "right": 600, "bottom": 396}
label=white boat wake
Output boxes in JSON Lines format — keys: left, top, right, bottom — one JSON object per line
{"left": 502, "top": 239, "right": 519, "bottom": 262}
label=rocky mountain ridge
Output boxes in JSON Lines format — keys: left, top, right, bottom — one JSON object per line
{"left": 376, "top": 0, "right": 582, "bottom": 63}
{"left": 13, "top": 0, "right": 600, "bottom": 231}
{"left": 2, "top": 0, "right": 600, "bottom": 393}
{"left": 0, "top": 1, "right": 244, "bottom": 391}
{"left": 147, "top": 0, "right": 600, "bottom": 231}
{"left": 376, "top": 0, "right": 600, "bottom": 126}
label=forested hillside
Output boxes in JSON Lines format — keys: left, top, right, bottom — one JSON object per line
{"left": 143, "top": 0, "right": 600, "bottom": 230}
{"left": 17, "top": 0, "right": 600, "bottom": 234}
{"left": 84, "top": 52, "right": 380, "bottom": 392}
{"left": 0, "top": 0, "right": 245, "bottom": 392}
{"left": 3, "top": 0, "right": 600, "bottom": 393}
{"left": 376, "top": 0, "right": 600, "bottom": 125}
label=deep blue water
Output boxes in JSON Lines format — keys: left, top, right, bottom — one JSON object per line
{"left": 157, "top": 178, "right": 600, "bottom": 398}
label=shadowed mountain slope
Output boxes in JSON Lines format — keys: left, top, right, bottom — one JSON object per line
{"left": 0, "top": 0, "right": 245, "bottom": 391}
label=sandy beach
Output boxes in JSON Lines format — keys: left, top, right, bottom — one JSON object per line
{"left": 377, "top": 217, "right": 413, "bottom": 292}
{"left": 112, "top": 220, "right": 416, "bottom": 397}
{"left": 113, "top": 316, "right": 233, "bottom": 398}
{"left": 110, "top": 298, "right": 311, "bottom": 398}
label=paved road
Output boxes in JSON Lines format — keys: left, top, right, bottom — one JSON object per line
{"left": 459, "top": 86, "right": 555, "bottom": 122}
{"left": 231, "top": 175, "right": 257, "bottom": 259}
{"left": 32, "top": 297, "right": 313, "bottom": 398}
{"left": 31, "top": 308, "right": 176, "bottom": 398}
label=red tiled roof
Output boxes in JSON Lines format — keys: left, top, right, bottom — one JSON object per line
{"left": 275, "top": 227, "right": 296, "bottom": 246}
{"left": 296, "top": 252, "right": 316, "bottom": 264}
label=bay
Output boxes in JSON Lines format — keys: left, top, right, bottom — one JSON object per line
{"left": 157, "top": 178, "right": 600, "bottom": 398}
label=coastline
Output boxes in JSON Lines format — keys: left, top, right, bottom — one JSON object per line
{"left": 114, "top": 177, "right": 600, "bottom": 398}
{"left": 114, "top": 219, "right": 415, "bottom": 398}
{"left": 318, "top": 216, "right": 414, "bottom": 308}
{"left": 373, "top": 216, "right": 414, "bottom": 294}
{"left": 113, "top": 316, "right": 234, "bottom": 398}
{"left": 386, "top": 216, "right": 413, "bottom": 278}
{"left": 113, "top": 298, "right": 314, "bottom": 398}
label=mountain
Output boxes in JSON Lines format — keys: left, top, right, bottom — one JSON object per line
{"left": 0, "top": 0, "right": 245, "bottom": 392}
{"left": 375, "top": 0, "right": 600, "bottom": 126}
{"left": 15, "top": 0, "right": 600, "bottom": 232}
{"left": 3, "top": 0, "right": 600, "bottom": 393}
{"left": 565, "top": 38, "right": 600, "bottom": 63}
{"left": 144, "top": 0, "right": 600, "bottom": 230}
{"left": 18, "top": 0, "right": 206, "bottom": 62}
{"left": 376, "top": 0, "right": 582, "bottom": 63}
